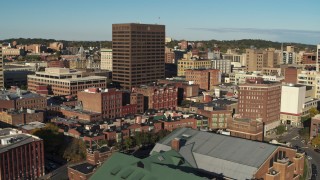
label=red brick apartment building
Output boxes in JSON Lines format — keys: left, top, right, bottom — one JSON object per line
{"left": 0, "top": 128, "right": 45, "bottom": 180}
{"left": 78, "top": 88, "right": 140, "bottom": 119}
{"left": 132, "top": 84, "right": 178, "bottom": 111}
{"left": 185, "top": 69, "right": 221, "bottom": 90}
{"left": 0, "top": 88, "right": 47, "bottom": 111}
{"left": 238, "top": 81, "right": 281, "bottom": 124}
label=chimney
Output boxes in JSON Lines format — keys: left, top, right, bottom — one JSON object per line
{"left": 171, "top": 138, "right": 181, "bottom": 151}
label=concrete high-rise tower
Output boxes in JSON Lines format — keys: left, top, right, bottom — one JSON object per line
{"left": 112, "top": 23, "right": 165, "bottom": 89}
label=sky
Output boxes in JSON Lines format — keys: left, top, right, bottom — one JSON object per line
{"left": 1, "top": 0, "right": 320, "bottom": 44}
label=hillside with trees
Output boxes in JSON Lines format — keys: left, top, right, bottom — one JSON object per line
{"left": 0, "top": 38, "right": 315, "bottom": 53}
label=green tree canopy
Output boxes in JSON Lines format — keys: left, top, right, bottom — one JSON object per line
{"left": 63, "top": 138, "right": 87, "bottom": 162}
{"left": 31, "top": 123, "right": 64, "bottom": 154}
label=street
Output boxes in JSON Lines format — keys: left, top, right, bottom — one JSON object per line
{"left": 278, "top": 127, "right": 320, "bottom": 180}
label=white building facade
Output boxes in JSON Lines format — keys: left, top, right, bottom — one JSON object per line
{"left": 100, "top": 48, "right": 112, "bottom": 71}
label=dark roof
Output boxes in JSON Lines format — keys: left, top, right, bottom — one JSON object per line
{"left": 69, "top": 162, "right": 96, "bottom": 174}
{"left": 191, "top": 99, "right": 237, "bottom": 110}
{"left": 0, "top": 90, "right": 44, "bottom": 100}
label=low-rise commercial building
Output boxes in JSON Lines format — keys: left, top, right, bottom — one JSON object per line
{"left": 0, "top": 109, "right": 44, "bottom": 126}
{"left": 227, "top": 116, "right": 264, "bottom": 141}
{"left": 0, "top": 88, "right": 47, "bottom": 111}
{"left": 28, "top": 68, "right": 107, "bottom": 95}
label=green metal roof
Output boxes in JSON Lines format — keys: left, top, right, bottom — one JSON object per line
{"left": 90, "top": 150, "right": 206, "bottom": 180}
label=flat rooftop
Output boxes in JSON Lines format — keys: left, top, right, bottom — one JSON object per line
{"left": 69, "top": 162, "right": 96, "bottom": 174}
{"left": 0, "top": 89, "right": 44, "bottom": 100}
{"left": 0, "top": 128, "right": 41, "bottom": 153}
{"left": 28, "top": 74, "right": 107, "bottom": 83}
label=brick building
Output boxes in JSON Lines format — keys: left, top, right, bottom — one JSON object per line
{"left": 47, "top": 60, "right": 69, "bottom": 68}
{"left": 0, "top": 110, "right": 44, "bottom": 125}
{"left": 185, "top": 69, "right": 221, "bottom": 90}
{"left": 310, "top": 114, "right": 320, "bottom": 140}
{"left": 86, "top": 147, "right": 113, "bottom": 165}
{"left": 68, "top": 162, "right": 96, "bottom": 180}
{"left": 132, "top": 84, "right": 178, "bottom": 111}
{"left": 238, "top": 81, "right": 281, "bottom": 124}
{"left": 0, "top": 88, "right": 47, "bottom": 111}
{"left": 165, "top": 47, "right": 175, "bottom": 64}
{"left": 197, "top": 108, "right": 232, "bottom": 130}
{"left": 28, "top": 68, "right": 107, "bottom": 96}
{"left": 0, "top": 128, "right": 45, "bottom": 180}
{"left": 78, "top": 88, "right": 140, "bottom": 119}
{"left": 227, "top": 117, "right": 264, "bottom": 141}
{"left": 130, "top": 93, "right": 144, "bottom": 114}
{"left": 301, "top": 52, "right": 316, "bottom": 64}
{"left": 284, "top": 67, "right": 301, "bottom": 84}
{"left": 157, "top": 79, "right": 199, "bottom": 105}
{"left": 60, "top": 106, "right": 102, "bottom": 122}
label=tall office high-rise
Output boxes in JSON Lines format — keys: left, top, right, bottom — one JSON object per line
{"left": 0, "top": 44, "right": 3, "bottom": 89}
{"left": 112, "top": 23, "right": 165, "bottom": 89}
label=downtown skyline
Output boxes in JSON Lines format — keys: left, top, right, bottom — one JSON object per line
{"left": 1, "top": 0, "right": 320, "bottom": 44}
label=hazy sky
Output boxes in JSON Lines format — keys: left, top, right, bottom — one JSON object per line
{"left": 1, "top": 0, "right": 320, "bottom": 44}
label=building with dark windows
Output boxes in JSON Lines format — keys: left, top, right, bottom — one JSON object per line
{"left": 0, "top": 128, "right": 45, "bottom": 180}
{"left": 112, "top": 23, "right": 165, "bottom": 89}
{"left": 132, "top": 84, "right": 177, "bottom": 111}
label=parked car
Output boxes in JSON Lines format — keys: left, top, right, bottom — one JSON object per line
{"left": 307, "top": 155, "right": 312, "bottom": 160}
{"left": 314, "top": 149, "right": 320, "bottom": 153}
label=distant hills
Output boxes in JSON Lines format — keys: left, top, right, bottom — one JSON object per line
{"left": 1, "top": 38, "right": 316, "bottom": 53}
{"left": 0, "top": 38, "right": 112, "bottom": 49}
{"left": 166, "top": 39, "right": 316, "bottom": 53}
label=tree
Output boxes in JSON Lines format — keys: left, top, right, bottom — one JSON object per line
{"left": 124, "top": 137, "right": 134, "bottom": 150}
{"left": 31, "top": 123, "right": 64, "bottom": 155}
{"left": 311, "top": 136, "right": 320, "bottom": 147}
{"left": 275, "top": 125, "right": 286, "bottom": 135}
{"left": 63, "top": 138, "right": 86, "bottom": 162}
{"left": 309, "top": 107, "right": 319, "bottom": 118}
